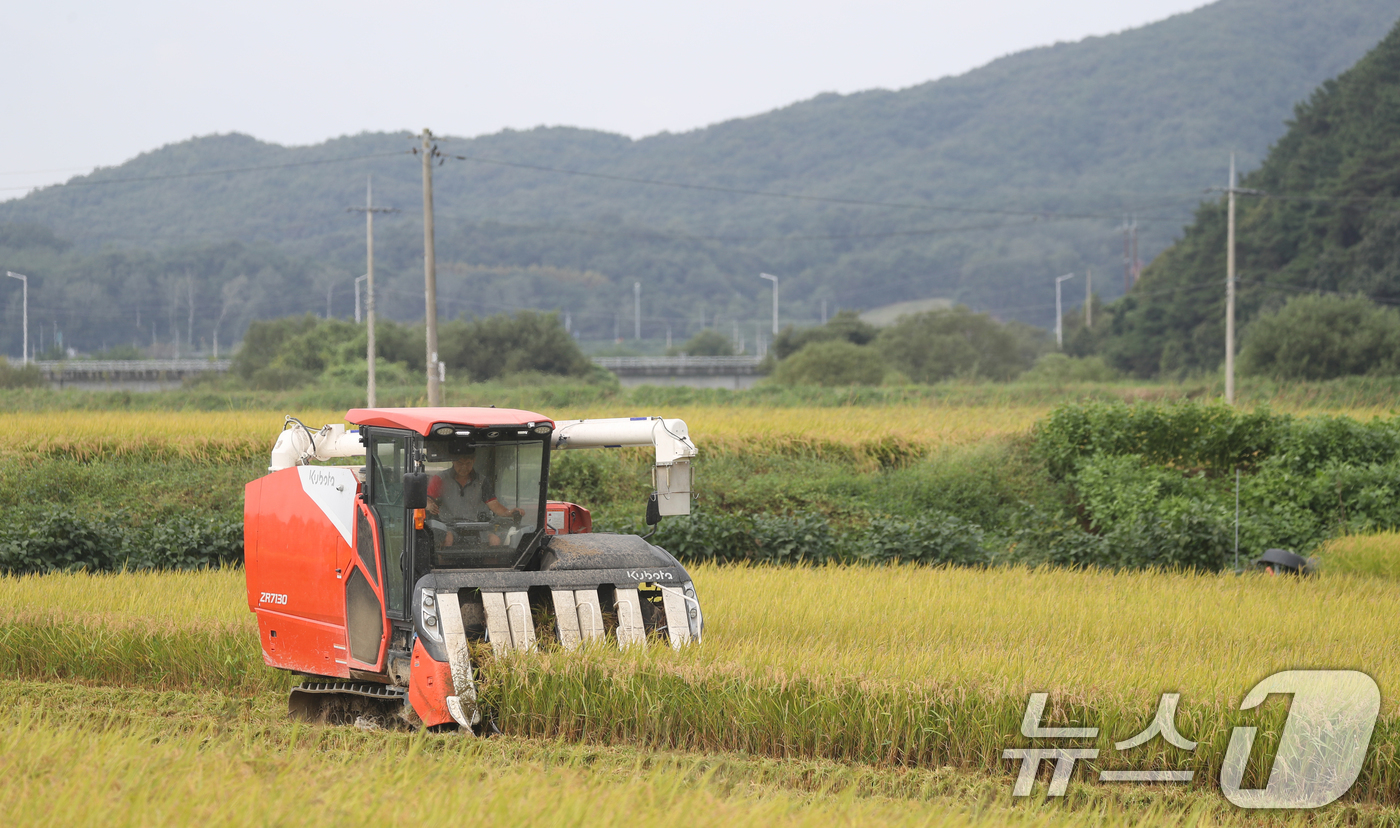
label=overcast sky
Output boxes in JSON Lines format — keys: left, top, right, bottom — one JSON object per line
{"left": 2, "top": 0, "right": 1210, "bottom": 199}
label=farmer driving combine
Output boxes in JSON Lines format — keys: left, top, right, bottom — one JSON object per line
{"left": 427, "top": 448, "right": 524, "bottom": 547}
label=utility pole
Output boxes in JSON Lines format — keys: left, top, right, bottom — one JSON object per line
{"left": 1122, "top": 218, "right": 1134, "bottom": 293}
{"left": 1055, "top": 273, "right": 1074, "bottom": 348}
{"left": 821, "top": 299, "right": 827, "bottom": 325}
{"left": 6, "top": 272, "right": 27, "bottom": 364}
{"left": 348, "top": 176, "right": 395, "bottom": 408}
{"left": 1085, "top": 268, "right": 1092, "bottom": 329}
{"left": 186, "top": 275, "right": 194, "bottom": 356}
{"left": 633, "top": 282, "right": 641, "bottom": 340}
{"left": 1207, "top": 154, "right": 1265, "bottom": 405}
{"left": 760, "top": 273, "right": 779, "bottom": 335}
{"left": 1225, "top": 154, "right": 1237, "bottom": 406}
{"left": 1131, "top": 218, "right": 1140, "bottom": 285}
{"left": 421, "top": 129, "right": 441, "bottom": 405}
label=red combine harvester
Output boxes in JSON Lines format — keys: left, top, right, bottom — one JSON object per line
{"left": 244, "top": 406, "right": 701, "bottom": 732}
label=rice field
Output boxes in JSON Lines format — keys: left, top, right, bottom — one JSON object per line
{"left": 4, "top": 563, "right": 1400, "bottom": 807}
{"left": 6, "top": 403, "right": 1400, "bottom": 823}
{"left": 1321, "top": 533, "right": 1400, "bottom": 580}
{"left": 0, "top": 406, "right": 1046, "bottom": 462}
{"left": 13, "top": 564, "right": 1399, "bottom": 703}
{"left": 3, "top": 680, "right": 1325, "bottom": 828}
{"left": 4, "top": 400, "right": 1393, "bottom": 465}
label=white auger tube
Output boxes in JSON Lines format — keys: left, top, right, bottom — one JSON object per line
{"left": 269, "top": 421, "right": 365, "bottom": 471}
{"left": 551, "top": 418, "right": 696, "bottom": 515}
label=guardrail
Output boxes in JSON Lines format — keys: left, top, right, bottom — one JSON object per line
{"left": 592, "top": 356, "right": 764, "bottom": 373}
{"left": 34, "top": 359, "right": 232, "bottom": 378}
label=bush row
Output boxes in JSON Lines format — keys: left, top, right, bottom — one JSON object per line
{"left": 0, "top": 512, "right": 241, "bottom": 575}
{"left": 614, "top": 507, "right": 1231, "bottom": 572}
{"left": 1033, "top": 399, "right": 1400, "bottom": 479}
{"left": 0, "top": 506, "right": 1231, "bottom": 576}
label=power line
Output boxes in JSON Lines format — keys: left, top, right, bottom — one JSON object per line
{"left": 0, "top": 151, "right": 409, "bottom": 192}
{"left": 426, "top": 212, "right": 1068, "bottom": 243}
{"left": 440, "top": 147, "right": 1204, "bottom": 222}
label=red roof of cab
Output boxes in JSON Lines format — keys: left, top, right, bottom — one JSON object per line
{"left": 344, "top": 407, "right": 553, "bottom": 435}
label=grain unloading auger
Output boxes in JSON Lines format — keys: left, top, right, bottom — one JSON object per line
{"left": 244, "top": 407, "right": 703, "bottom": 732}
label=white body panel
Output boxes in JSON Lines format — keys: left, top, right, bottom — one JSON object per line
{"left": 614, "top": 588, "right": 647, "bottom": 648}
{"left": 296, "top": 466, "right": 358, "bottom": 547}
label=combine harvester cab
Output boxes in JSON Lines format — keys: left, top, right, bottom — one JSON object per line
{"left": 244, "top": 407, "right": 702, "bottom": 732}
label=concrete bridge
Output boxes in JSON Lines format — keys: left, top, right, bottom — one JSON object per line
{"left": 35, "top": 359, "right": 232, "bottom": 391}
{"left": 591, "top": 356, "right": 766, "bottom": 389}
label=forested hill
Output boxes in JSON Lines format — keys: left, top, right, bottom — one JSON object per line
{"left": 1, "top": 0, "right": 1397, "bottom": 355}
{"left": 1076, "top": 19, "right": 1400, "bottom": 377}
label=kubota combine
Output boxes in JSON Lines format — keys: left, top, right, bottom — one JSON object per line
{"left": 243, "top": 407, "right": 702, "bottom": 732}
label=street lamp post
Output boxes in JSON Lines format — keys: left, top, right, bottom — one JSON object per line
{"left": 6, "top": 271, "right": 28, "bottom": 364}
{"left": 760, "top": 273, "right": 779, "bottom": 336}
{"left": 1055, "top": 273, "right": 1075, "bottom": 349}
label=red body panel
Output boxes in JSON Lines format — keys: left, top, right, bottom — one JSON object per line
{"left": 544, "top": 501, "right": 592, "bottom": 535}
{"left": 408, "top": 639, "right": 455, "bottom": 727}
{"left": 256, "top": 609, "right": 351, "bottom": 677}
{"left": 244, "top": 467, "right": 357, "bottom": 677}
{"left": 345, "top": 406, "right": 552, "bottom": 435}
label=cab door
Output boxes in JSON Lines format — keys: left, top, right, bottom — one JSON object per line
{"left": 366, "top": 429, "right": 413, "bottom": 621}
{"left": 344, "top": 499, "right": 389, "bottom": 671}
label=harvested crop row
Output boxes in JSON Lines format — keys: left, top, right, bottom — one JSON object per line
{"left": 4, "top": 681, "right": 1311, "bottom": 828}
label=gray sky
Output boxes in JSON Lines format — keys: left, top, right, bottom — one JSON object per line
{"left": 2, "top": 0, "right": 1209, "bottom": 199}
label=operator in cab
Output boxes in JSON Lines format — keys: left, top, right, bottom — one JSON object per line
{"left": 426, "top": 448, "right": 524, "bottom": 547}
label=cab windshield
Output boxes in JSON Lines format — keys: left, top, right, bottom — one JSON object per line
{"left": 421, "top": 439, "right": 545, "bottom": 569}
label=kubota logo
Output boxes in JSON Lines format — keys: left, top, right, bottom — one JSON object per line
{"left": 307, "top": 469, "right": 339, "bottom": 487}
{"left": 628, "top": 571, "right": 674, "bottom": 581}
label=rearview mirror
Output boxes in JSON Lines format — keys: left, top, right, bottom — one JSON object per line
{"left": 645, "top": 492, "right": 662, "bottom": 527}
{"left": 403, "top": 472, "right": 429, "bottom": 510}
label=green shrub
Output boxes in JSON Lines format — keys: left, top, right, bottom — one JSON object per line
{"left": 853, "top": 514, "right": 988, "bottom": 566}
{"left": 875, "top": 306, "right": 1027, "bottom": 382}
{"left": 1032, "top": 400, "right": 1288, "bottom": 480}
{"left": 0, "top": 512, "right": 126, "bottom": 573}
{"left": 670, "top": 329, "right": 734, "bottom": 356}
{"left": 231, "top": 311, "right": 590, "bottom": 389}
{"left": 1018, "top": 353, "right": 1119, "bottom": 383}
{"left": 1070, "top": 453, "right": 1211, "bottom": 531}
{"left": 1241, "top": 294, "right": 1400, "bottom": 380}
{"left": 0, "top": 512, "right": 241, "bottom": 575}
{"left": 438, "top": 310, "right": 591, "bottom": 381}
{"left": 231, "top": 315, "right": 323, "bottom": 380}
{"left": 0, "top": 357, "right": 44, "bottom": 389}
{"left": 773, "top": 310, "right": 878, "bottom": 360}
{"left": 321, "top": 357, "right": 417, "bottom": 388}
{"left": 770, "top": 340, "right": 886, "bottom": 386}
